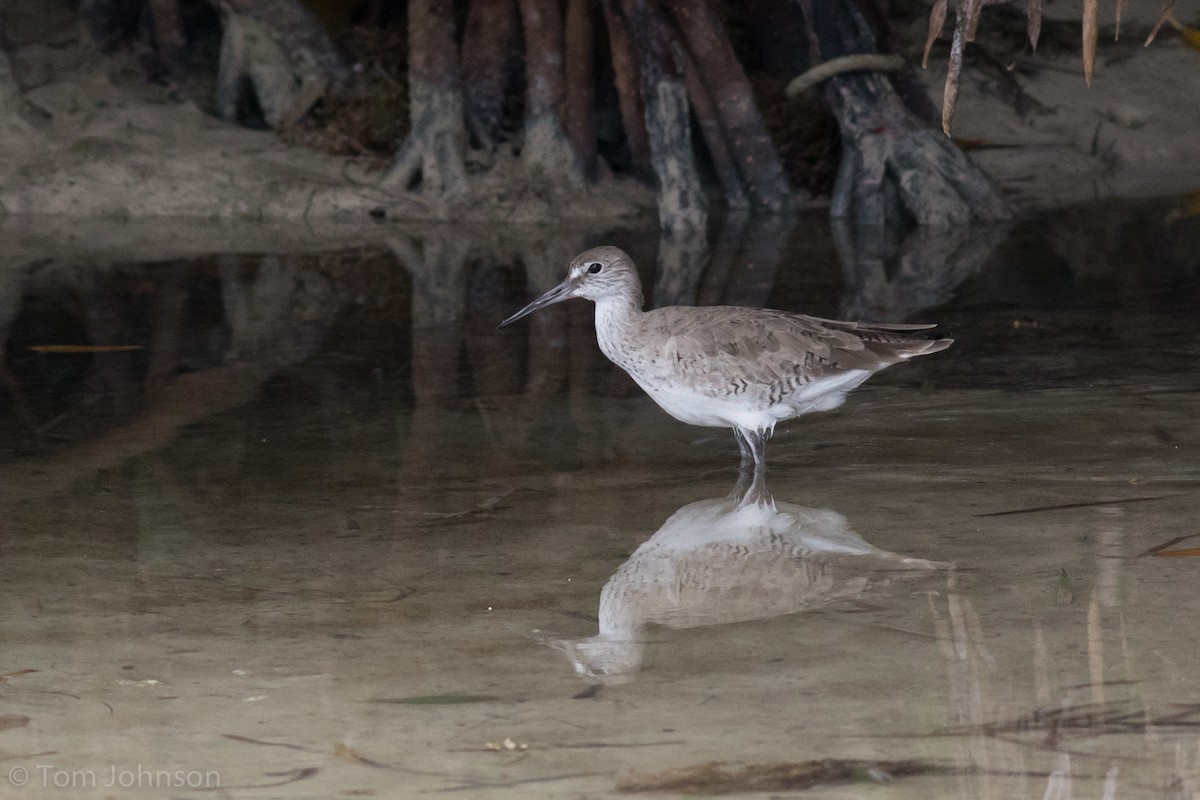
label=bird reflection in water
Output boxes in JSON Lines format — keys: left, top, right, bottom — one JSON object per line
{"left": 551, "top": 472, "right": 946, "bottom": 683}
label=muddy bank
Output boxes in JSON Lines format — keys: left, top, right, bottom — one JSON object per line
{"left": 0, "top": 63, "right": 658, "bottom": 225}
{"left": 920, "top": 38, "right": 1200, "bottom": 210}
{"left": 2, "top": 34, "right": 1199, "bottom": 222}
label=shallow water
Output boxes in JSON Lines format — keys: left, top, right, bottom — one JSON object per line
{"left": 1, "top": 200, "right": 1198, "bottom": 798}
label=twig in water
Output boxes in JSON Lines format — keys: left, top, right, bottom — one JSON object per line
{"left": 976, "top": 495, "right": 1179, "bottom": 517}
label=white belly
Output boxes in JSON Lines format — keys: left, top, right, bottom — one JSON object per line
{"left": 630, "top": 369, "right": 874, "bottom": 433}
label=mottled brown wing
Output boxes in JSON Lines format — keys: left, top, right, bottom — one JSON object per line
{"left": 644, "top": 306, "right": 944, "bottom": 396}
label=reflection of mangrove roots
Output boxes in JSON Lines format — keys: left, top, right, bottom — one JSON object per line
{"left": 937, "top": 700, "right": 1200, "bottom": 743}
{"left": 0, "top": 361, "right": 43, "bottom": 435}
{"left": 835, "top": 221, "right": 1008, "bottom": 321}
{"left": 0, "top": 364, "right": 269, "bottom": 500}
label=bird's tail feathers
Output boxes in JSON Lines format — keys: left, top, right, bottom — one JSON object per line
{"left": 898, "top": 337, "right": 954, "bottom": 359}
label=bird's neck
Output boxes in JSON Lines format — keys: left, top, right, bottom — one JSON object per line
{"left": 593, "top": 293, "right": 643, "bottom": 364}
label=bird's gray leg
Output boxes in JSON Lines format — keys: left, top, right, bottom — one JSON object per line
{"left": 745, "top": 428, "right": 769, "bottom": 472}
{"left": 733, "top": 428, "right": 753, "bottom": 469}
{"left": 735, "top": 427, "right": 771, "bottom": 472}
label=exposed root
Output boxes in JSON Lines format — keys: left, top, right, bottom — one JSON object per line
{"left": 381, "top": 79, "right": 468, "bottom": 195}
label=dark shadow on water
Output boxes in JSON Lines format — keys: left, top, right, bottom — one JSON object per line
{"left": 2, "top": 199, "right": 1198, "bottom": 480}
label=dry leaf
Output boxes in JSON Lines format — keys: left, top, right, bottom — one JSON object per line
{"left": 1115, "top": 0, "right": 1129, "bottom": 39}
{"left": 334, "top": 743, "right": 397, "bottom": 770}
{"left": 1027, "top": 0, "right": 1043, "bottom": 50}
{"left": 1134, "top": 532, "right": 1198, "bottom": 557}
{"left": 221, "top": 733, "right": 307, "bottom": 750}
{"left": 1147, "top": 1, "right": 1181, "bottom": 43}
{"left": 1158, "top": 10, "right": 1200, "bottom": 52}
{"left": 1152, "top": 547, "right": 1200, "bottom": 557}
{"left": 334, "top": 743, "right": 368, "bottom": 763}
{"left": 966, "top": 0, "right": 984, "bottom": 42}
{"left": 1164, "top": 191, "right": 1200, "bottom": 222}
{"left": 923, "top": 0, "right": 949, "bottom": 68}
{"left": 1082, "top": 0, "right": 1098, "bottom": 86}
{"left": 943, "top": 0, "right": 971, "bottom": 135}
{"left": 1145, "top": 2, "right": 1177, "bottom": 46}
{"left": 0, "top": 668, "right": 37, "bottom": 683}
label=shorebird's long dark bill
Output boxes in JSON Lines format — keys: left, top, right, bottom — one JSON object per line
{"left": 499, "top": 279, "right": 575, "bottom": 327}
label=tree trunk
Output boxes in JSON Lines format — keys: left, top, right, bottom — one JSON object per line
{"left": 796, "top": 0, "right": 1009, "bottom": 241}
{"left": 618, "top": 0, "right": 706, "bottom": 233}
{"left": 517, "top": 0, "right": 582, "bottom": 181}
{"left": 220, "top": 0, "right": 352, "bottom": 82}
{"left": 664, "top": 0, "right": 790, "bottom": 211}
{"left": 599, "top": 0, "right": 651, "bottom": 176}
{"left": 381, "top": 0, "right": 468, "bottom": 194}
{"left": 743, "top": 0, "right": 813, "bottom": 77}
{"left": 215, "top": 0, "right": 353, "bottom": 130}
{"left": 563, "top": 0, "right": 597, "bottom": 177}
{"left": 78, "top": 0, "right": 141, "bottom": 50}
{"left": 680, "top": 49, "right": 748, "bottom": 209}
{"left": 461, "top": 0, "right": 520, "bottom": 153}
{"left": 147, "top": 0, "right": 188, "bottom": 74}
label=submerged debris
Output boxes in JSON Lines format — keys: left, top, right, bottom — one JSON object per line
{"left": 1137, "top": 533, "right": 1200, "bottom": 558}
{"left": 617, "top": 759, "right": 947, "bottom": 795}
{"left": 1056, "top": 569, "right": 1075, "bottom": 606}
{"left": 485, "top": 737, "right": 528, "bottom": 752}
{"left": 367, "top": 694, "right": 500, "bottom": 704}
{"left": 976, "top": 494, "right": 1178, "bottom": 517}
{"left": 0, "top": 668, "right": 37, "bottom": 683}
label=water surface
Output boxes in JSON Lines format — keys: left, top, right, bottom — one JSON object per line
{"left": 1, "top": 201, "right": 1198, "bottom": 797}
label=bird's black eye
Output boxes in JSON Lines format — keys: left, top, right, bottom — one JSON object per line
{"left": 587, "top": 262, "right": 603, "bottom": 274}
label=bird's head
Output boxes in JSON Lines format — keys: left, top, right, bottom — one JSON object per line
{"left": 499, "top": 246, "right": 642, "bottom": 327}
